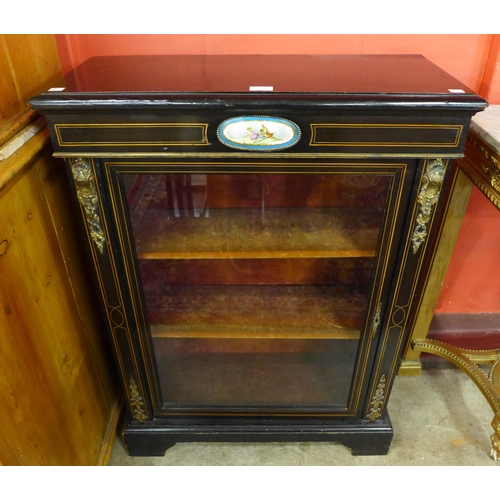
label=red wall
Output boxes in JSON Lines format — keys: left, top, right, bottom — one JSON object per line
{"left": 436, "top": 187, "right": 500, "bottom": 313}
{"left": 54, "top": 34, "right": 500, "bottom": 314}
{"left": 479, "top": 35, "right": 500, "bottom": 103}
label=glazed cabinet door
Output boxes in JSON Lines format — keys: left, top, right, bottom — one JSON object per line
{"left": 73, "top": 158, "right": 417, "bottom": 421}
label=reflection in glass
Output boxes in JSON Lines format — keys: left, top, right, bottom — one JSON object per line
{"left": 124, "top": 173, "right": 390, "bottom": 410}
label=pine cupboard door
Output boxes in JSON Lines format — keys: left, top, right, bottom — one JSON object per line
{"left": 83, "top": 157, "right": 417, "bottom": 420}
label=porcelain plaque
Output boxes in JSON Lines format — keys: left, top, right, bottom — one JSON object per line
{"left": 217, "top": 116, "right": 301, "bottom": 151}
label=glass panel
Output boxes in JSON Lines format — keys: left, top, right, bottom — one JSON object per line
{"left": 153, "top": 338, "right": 358, "bottom": 407}
{"left": 124, "top": 172, "right": 390, "bottom": 411}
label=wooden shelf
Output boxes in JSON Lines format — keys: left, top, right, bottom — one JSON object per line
{"left": 144, "top": 284, "right": 368, "bottom": 340}
{"left": 138, "top": 249, "right": 376, "bottom": 260}
{"left": 132, "top": 207, "right": 383, "bottom": 259}
{"left": 150, "top": 324, "right": 360, "bottom": 340}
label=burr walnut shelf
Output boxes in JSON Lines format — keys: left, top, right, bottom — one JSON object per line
{"left": 30, "top": 54, "right": 486, "bottom": 456}
{"left": 133, "top": 206, "right": 380, "bottom": 260}
{"left": 146, "top": 284, "right": 367, "bottom": 340}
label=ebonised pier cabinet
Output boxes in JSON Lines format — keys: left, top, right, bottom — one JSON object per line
{"left": 29, "top": 54, "right": 487, "bottom": 456}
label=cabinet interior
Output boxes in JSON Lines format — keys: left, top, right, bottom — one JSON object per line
{"left": 123, "top": 171, "right": 389, "bottom": 409}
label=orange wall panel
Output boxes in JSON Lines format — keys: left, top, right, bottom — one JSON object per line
{"left": 479, "top": 34, "right": 500, "bottom": 103}
{"left": 435, "top": 186, "right": 500, "bottom": 314}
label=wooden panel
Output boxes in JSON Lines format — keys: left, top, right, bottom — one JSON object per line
{"left": 0, "top": 34, "right": 119, "bottom": 464}
{"left": 310, "top": 123, "right": 463, "bottom": 148}
{"left": 0, "top": 140, "right": 118, "bottom": 465}
{"left": 1, "top": 155, "right": 82, "bottom": 464}
{"left": 0, "top": 39, "right": 20, "bottom": 123}
{"left": 54, "top": 123, "right": 210, "bottom": 147}
{"left": 0, "top": 34, "right": 61, "bottom": 130}
{"left": 139, "top": 258, "right": 374, "bottom": 286}
{"left": 36, "top": 151, "right": 118, "bottom": 424}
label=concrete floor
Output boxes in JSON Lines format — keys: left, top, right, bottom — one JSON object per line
{"left": 109, "top": 362, "right": 499, "bottom": 466}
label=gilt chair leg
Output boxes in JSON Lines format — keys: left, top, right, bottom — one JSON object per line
{"left": 491, "top": 415, "right": 500, "bottom": 461}
{"left": 412, "top": 339, "right": 500, "bottom": 461}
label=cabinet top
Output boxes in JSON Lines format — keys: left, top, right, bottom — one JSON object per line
{"left": 29, "top": 54, "right": 487, "bottom": 112}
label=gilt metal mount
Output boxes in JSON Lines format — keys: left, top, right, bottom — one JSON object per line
{"left": 370, "top": 303, "right": 382, "bottom": 339}
{"left": 366, "top": 374, "right": 387, "bottom": 421}
{"left": 411, "top": 159, "right": 447, "bottom": 254}
{"left": 70, "top": 158, "right": 106, "bottom": 254}
{"left": 129, "top": 376, "right": 148, "bottom": 423}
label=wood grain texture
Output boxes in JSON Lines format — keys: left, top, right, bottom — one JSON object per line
{"left": 37, "top": 148, "right": 117, "bottom": 407}
{"left": 0, "top": 40, "right": 20, "bottom": 124}
{"left": 0, "top": 34, "right": 118, "bottom": 464}
{"left": 0, "top": 35, "right": 62, "bottom": 127}
{"left": 0, "top": 144, "right": 118, "bottom": 465}
{"left": 0, "top": 124, "right": 49, "bottom": 192}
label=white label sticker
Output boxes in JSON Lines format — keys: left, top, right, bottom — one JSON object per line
{"left": 249, "top": 86, "right": 274, "bottom": 92}
{"left": 448, "top": 88, "right": 466, "bottom": 93}
{"left": 48, "top": 87, "right": 65, "bottom": 91}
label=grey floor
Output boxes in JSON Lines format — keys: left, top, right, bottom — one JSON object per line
{"left": 109, "top": 361, "right": 499, "bottom": 466}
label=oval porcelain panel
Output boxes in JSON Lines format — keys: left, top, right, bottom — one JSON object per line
{"left": 217, "top": 116, "right": 301, "bottom": 151}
